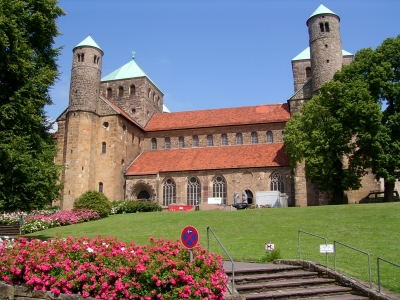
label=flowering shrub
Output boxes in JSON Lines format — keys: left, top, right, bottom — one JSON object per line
{"left": 110, "top": 201, "right": 162, "bottom": 215}
{"left": 21, "top": 210, "right": 101, "bottom": 234}
{"left": 0, "top": 212, "right": 28, "bottom": 225}
{"left": 0, "top": 236, "right": 227, "bottom": 299}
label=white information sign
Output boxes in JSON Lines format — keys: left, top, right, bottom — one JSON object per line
{"left": 265, "top": 243, "right": 275, "bottom": 251}
{"left": 320, "top": 244, "right": 334, "bottom": 253}
{"left": 208, "top": 197, "right": 222, "bottom": 205}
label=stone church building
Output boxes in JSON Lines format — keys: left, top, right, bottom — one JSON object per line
{"left": 55, "top": 4, "right": 380, "bottom": 210}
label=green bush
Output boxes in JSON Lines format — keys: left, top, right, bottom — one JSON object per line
{"left": 257, "top": 249, "right": 282, "bottom": 263}
{"left": 110, "top": 200, "right": 162, "bottom": 214}
{"left": 73, "top": 190, "right": 111, "bottom": 218}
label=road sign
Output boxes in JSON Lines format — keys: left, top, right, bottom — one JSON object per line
{"left": 265, "top": 243, "right": 275, "bottom": 251}
{"left": 181, "top": 226, "right": 199, "bottom": 249}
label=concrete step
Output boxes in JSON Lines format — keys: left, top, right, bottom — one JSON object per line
{"left": 242, "top": 285, "right": 354, "bottom": 299}
{"left": 226, "top": 264, "right": 303, "bottom": 276}
{"left": 236, "top": 277, "right": 336, "bottom": 293}
{"left": 304, "top": 294, "right": 369, "bottom": 300}
{"left": 234, "top": 270, "right": 319, "bottom": 284}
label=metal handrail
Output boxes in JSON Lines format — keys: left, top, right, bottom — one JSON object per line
{"left": 298, "top": 230, "right": 329, "bottom": 267}
{"left": 206, "top": 226, "right": 235, "bottom": 294}
{"left": 377, "top": 257, "right": 400, "bottom": 293}
{"left": 334, "top": 241, "right": 372, "bottom": 289}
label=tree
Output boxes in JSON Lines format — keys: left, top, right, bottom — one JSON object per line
{"left": 285, "top": 35, "right": 400, "bottom": 203}
{"left": 0, "top": 0, "right": 65, "bottom": 211}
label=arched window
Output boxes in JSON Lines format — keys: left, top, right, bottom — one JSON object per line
{"left": 213, "top": 176, "right": 227, "bottom": 205}
{"left": 306, "top": 67, "right": 311, "bottom": 78}
{"left": 325, "top": 22, "right": 330, "bottom": 32}
{"left": 163, "top": 178, "right": 176, "bottom": 206}
{"left": 251, "top": 132, "right": 258, "bottom": 144}
{"left": 267, "top": 131, "right": 273, "bottom": 143}
{"left": 193, "top": 135, "right": 199, "bottom": 147}
{"left": 320, "top": 23, "right": 325, "bottom": 32}
{"left": 130, "top": 84, "right": 136, "bottom": 95}
{"left": 271, "top": 172, "right": 284, "bottom": 193}
{"left": 236, "top": 133, "right": 243, "bottom": 145}
{"left": 151, "top": 138, "right": 157, "bottom": 150}
{"left": 77, "top": 53, "right": 85, "bottom": 62}
{"left": 106, "top": 88, "right": 112, "bottom": 98}
{"left": 187, "top": 177, "right": 201, "bottom": 206}
{"left": 207, "top": 135, "right": 213, "bottom": 147}
{"left": 165, "top": 137, "right": 171, "bottom": 149}
{"left": 148, "top": 88, "right": 152, "bottom": 98}
{"left": 221, "top": 134, "right": 228, "bottom": 146}
{"left": 179, "top": 136, "right": 184, "bottom": 148}
{"left": 118, "top": 86, "right": 124, "bottom": 97}
{"left": 98, "top": 182, "right": 103, "bottom": 193}
{"left": 101, "top": 142, "right": 106, "bottom": 154}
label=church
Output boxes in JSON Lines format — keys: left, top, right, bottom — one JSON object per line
{"left": 55, "top": 4, "right": 380, "bottom": 210}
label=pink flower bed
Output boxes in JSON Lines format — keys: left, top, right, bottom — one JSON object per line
{"left": 0, "top": 236, "right": 227, "bottom": 299}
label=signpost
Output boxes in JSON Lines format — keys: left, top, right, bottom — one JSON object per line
{"left": 181, "top": 226, "right": 199, "bottom": 262}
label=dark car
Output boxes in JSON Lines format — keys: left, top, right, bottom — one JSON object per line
{"left": 359, "top": 190, "right": 400, "bottom": 204}
{"left": 232, "top": 202, "right": 249, "bottom": 209}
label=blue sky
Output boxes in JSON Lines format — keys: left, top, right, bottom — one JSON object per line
{"left": 47, "top": 0, "right": 400, "bottom": 121}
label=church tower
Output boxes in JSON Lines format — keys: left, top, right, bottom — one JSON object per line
{"left": 307, "top": 4, "right": 342, "bottom": 94}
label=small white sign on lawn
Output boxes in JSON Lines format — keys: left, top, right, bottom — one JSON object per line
{"left": 265, "top": 243, "right": 275, "bottom": 251}
{"left": 320, "top": 244, "right": 334, "bottom": 253}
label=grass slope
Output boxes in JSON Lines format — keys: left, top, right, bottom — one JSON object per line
{"left": 26, "top": 203, "right": 400, "bottom": 293}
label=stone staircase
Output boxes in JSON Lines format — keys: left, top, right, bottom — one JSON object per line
{"left": 224, "top": 260, "right": 391, "bottom": 300}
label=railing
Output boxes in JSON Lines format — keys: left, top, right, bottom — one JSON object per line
{"left": 334, "top": 241, "right": 372, "bottom": 289}
{"left": 298, "top": 230, "right": 329, "bottom": 267}
{"left": 206, "top": 226, "right": 235, "bottom": 294}
{"left": 377, "top": 257, "right": 400, "bottom": 293}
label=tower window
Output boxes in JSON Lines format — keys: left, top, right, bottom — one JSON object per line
{"left": 130, "top": 85, "right": 135, "bottom": 95}
{"left": 320, "top": 23, "right": 324, "bottom": 32}
{"left": 94, "top": 55, "right": 99, "bottom": 64}
{"left": 103, "top": 122, "right": 109, "bottom": 128}
{"left": 179, "top": 136, "right": 184, "bottom": 148}
{"left": 148, "top": 88, "right": 152, "bottom": 98}
{"left": 165, "top": 137, "right": 171, "bottom": 149}
{"left": 325, "top": 22, "right": 330, "bottom": 32}
{"left": 99, "top": 182, "right": 103, "bottom": 193}
{"left": 193, "top": 135, "right": 199, "bottom": 147}
{"left": 77, "top": 53, "right": 85, "bottom": 62}
{"left": 207, "top": 135, "right": 213, "bottom": 147}
{"left": 101, "top": 142, "right": 106, "bottom": 154}
{"left": 118, "top": 86, "right": 124, "bottom": 97}
{"left": 306, "top": 67, "right": 311, "bottom": 78}
{"left": 106, "top": 88, "right": 112, "bottom": 98}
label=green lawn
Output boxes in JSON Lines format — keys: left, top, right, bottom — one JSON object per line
{"left": 26, "top": 203, "right": 400, "bottom": 294}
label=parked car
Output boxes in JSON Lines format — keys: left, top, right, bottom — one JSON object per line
{"left": 359, "top": 190, "right": 400, "bottom": 203}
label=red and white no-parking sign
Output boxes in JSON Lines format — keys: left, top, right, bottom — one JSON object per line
{"left": 181, "top": 225, "right": 199, "bottom": 249}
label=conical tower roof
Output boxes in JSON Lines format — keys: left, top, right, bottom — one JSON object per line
{"left": 74, "top": 35, "right": 102, "bottom": 51}
{"left": 307, "top": 4, "right": 340, "bottom": 25}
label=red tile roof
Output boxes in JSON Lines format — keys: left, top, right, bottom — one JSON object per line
{"left": 126, "top": 143, "right": 289, "bottom": 175}
{"left": 145, "top": 103, "right": 290, "bottom": 131}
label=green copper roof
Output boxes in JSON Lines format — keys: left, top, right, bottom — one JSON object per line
{"left": 74, "top": 35, "right": 102, "bottom": 51}
{"left": 307, "top": 4, "right": 339, "bottom": 24}
{"left": 292, "top": 47, "right": 353, "bottom": 61}
{"left": 163, "top": 104, "right": 170, "bottom": 113}
{"left": 101, "top": 56, "right": 161, "bottom": 91}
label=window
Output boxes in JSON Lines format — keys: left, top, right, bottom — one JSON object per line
{"left": 221, "top": 134, "right": 228, "bottom": 146}
{"left": 251, "top": 132, "right": 258, "bottom": 144}
{"left": 151, "top": 138, "right": 157, "bottom": 150}
{"left": 99, "top": 182, "right": 103, "bottom": 193}
{"left": 101, "top": 142, "right": 106, "bottom": 154}
{"left": 130, "top": 85, "right": 136, "bottom": 95}
{"left": 236, "top": 133, "right": 243, "bottom": 145}
{"left": 94, "top": 55, "right": 99, "bottom": 64}
{"left": 271, "top": 173, "right": 284, "bottom": 193}
{"left": 148, "top": 88, "right": 152, "bottom": 98}
{"left": 207, "top": 135, "right": 213, "bottom": 147}
{"left": 118, "top": 86, "right": 124, "bottom": 97}
{"left": 306, "top": 67, "right": 311, "bottom": 78}
{"left": 103, "top": 122, "right": 109, "bottom": 128}
{"left": 325, "top": 22, "right": 330, "bottom": 32}
{"left": 213, "top": 176, "right": 227, "bottom": 205}
{"left": 193, "top": 135, "right": 199, "bottom": 147}
{"left": 163, "top": 178, "right": 176, "bottom": 206}
{"left": 187, "top": 177, "right": 201, "bottom": 206}
{"left": 320, "top": 23, "right": 325, "bottom": 32}
{"left": 179, "top": 136, "right": 184, "bottom": 148}
{"left": 165, "top": 137, "right": 171, "bottom": 149}
{"left": 267, "top": 131, "right": 273, "bottom": 143}
{"left": 77, "top": 53, "right": 84, "bottom": 62}
{"left": 106, "top": 88, "right": 112, "bottom": 98}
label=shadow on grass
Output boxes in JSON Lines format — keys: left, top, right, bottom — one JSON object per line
{"left": 20, "top": 234, "right": 53, "bottom": 241}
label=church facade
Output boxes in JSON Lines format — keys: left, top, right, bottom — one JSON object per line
{"left": 55, "top": 4, "right": 380, "bottom": 210}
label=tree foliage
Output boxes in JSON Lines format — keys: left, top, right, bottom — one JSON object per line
{"left": 285, "top": 35, "right": 400, "bottom": 203}
{"left": 0, "top": 0, "right": 65, "bottom": 211}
